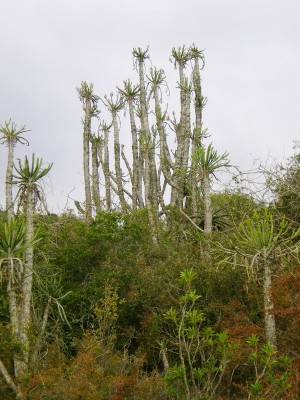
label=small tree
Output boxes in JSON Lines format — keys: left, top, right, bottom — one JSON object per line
{"left": 245, "top": 334, "right": 292, "bottom": 399}
{"left": 162, "top": 268, "right": 236, "bottom": 400}
{"left": 219, "top": 208, "right": 300, "bottom": 349}
{"left": 192, "top": 144, "right": 230, "bottom": 233}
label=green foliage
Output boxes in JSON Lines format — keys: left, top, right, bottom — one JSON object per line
{"left": 268, "top": 142, "right": 300, "bottom": 226}
{"left": 211, "top": 191, "right": 257, "bottom": 226}
{"left": 241, "top": 334, "right": 292, "bottom": 399}
{"left": 0, "top": 217, "right": 27, "bottom": 257}
{"left": 12, "top": 153, "right": 53, "bottom": 207}
{"left": 217, "top": 207, "right": 300, "bottom": 278}
{"left": 91, "top": 282, "right": 124, "bottom": 348}
{"left": 162, "top": 269, "right": 236, "bottom": 400}
{"left": 0, "top": 119, "right": 29, "bottom": 146}
{"left": 0, "top": 217, "right": 42, "bottom": 288}
{"left": 76, "top": 81, "right": 100, "bottom": 105}
{"left": 235, "top": 208, "right": 291, "bottom": 252}
{"left": 192, "top": 143, "right": 230, "bottom": 175}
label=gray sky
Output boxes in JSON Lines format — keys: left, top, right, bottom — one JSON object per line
{"left": 1, "top": 0, "right": 299, "bottom": 212}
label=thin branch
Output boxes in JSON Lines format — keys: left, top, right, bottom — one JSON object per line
{"left": 0, "top": 359, "right": 17, "bottom": 392}
{"left": 180, "top": 209, "right": 204, "bottom": 232}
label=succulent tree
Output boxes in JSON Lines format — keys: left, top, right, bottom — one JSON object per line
{"left": 99, "top": 121, "right": 112, "bottom": 212}
{"left": 77, "top": 81, "right": 99, "bottom": 222}
{"left": 190, "top": 45, "right": 206, "bottom": 217}
{"left": 192, "top": 144, "right": 230, "bottom": 233}
{"left": 102, "top": 94, "right": 129, "bottom": 213}
{"left": 132, "top": 48, "right": 159, "bottom": 239}
{"left": 0, "top": 120, "right": 29, "bottom": 220}
{"left": 0, "top": 217, "right": 29, "bottom": 395}
{"left": 118, "top": 80, "right": 143, "bottom": 210}
{"left": 170, "top": 46, "right": 192, "bottom": 208}
{"left": 90, "top": 132, "right": 102, "bottom": 213}
{"left": 148, "top": 67, "right": 176, "bottom": 208}
{"left": 133, "top": 47, "right": 157, "bottom": 205}
{"left": 217, "top": 208, "right": 300, "bottom": 350}
{"left": 232, "top": 209, "right": 300, "bottom": 349}
{"left": 0, "top": 154, "right": 52, "bottom": 399}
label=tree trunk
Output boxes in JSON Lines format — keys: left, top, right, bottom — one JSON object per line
{"left": 112, "top": 110, "right": 128, "bottom": 212}
{"left": 263, "top": 256, "right": 277, "bottom": 350}
{"left": 136, "top": 54, "right": 158, "bottom": 238}
{"left": 14, "top": 187, "right": 35, "bottom": 388}
{"left": 190, "top": 55, "right": 203, "bottom": 219}
{"left": 202, "top": 173, "right": 212, "bottom": 234}
{"left": 171, "top": 65, "right": 191, "bottom": 209}
{"left": 152, "top": 84, "right": 177, "bottom": 209}
{"left": 101, "top": 126, "right": 112, "bottom": 212}
{"left": 128, "top": 97, "right": 143, "bottom": 209}
{"left": 83, "top": 99, "right": 92, "bottom": 222}
{"left": 6, "top": 138, "right": 14, "bottom": 220}
{"left": 91, "top": 137, "right": 101, "bottom": 213}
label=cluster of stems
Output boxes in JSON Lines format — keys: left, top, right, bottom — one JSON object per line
{"left": 77, "top": 45, "right": 230, "bottom": 236}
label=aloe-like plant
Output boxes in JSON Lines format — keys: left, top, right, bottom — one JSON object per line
{"left": 0, "top": 217, "right": 29, "bottom": 286}
{"left": 218, "top": 208, "right": 300, "bottom": 349}
{"left": 0, "top": 120, "right": 30, "bottom": 220}
{"left": 192, "top": 144, "right": 230, "bottom": 233}
{"left": 8, "top": 154, "right": 52, "bottom": 397}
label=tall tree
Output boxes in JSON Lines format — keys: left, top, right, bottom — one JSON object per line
{"left": 90, "top": 132, "right": 102, "bottom": 213}
{"left": 0, "top": 155, "right": 52, "bottom": 399}
{"left": 77, "top": 82, "right": 99, "bottom": 222}
{"left": 190, "top": 45, "right": 206, "bottom": 218}
{"left": 170, "top": 46, "right": 192, "bottom": 208}
{"left": 133, "top": 47, "right": 158, "bottom": 238}
{"left": 0, "top": 120, "right": 29, "bottom": 220}
{"left": 102, "top": 94, "right": 128, "bottom": 213}
{"left": 99, "top": 121, "right": 112, "bottom": 212}
{"left": 148, "top": 67, "right": 174, "bottom": 212}
{"left": 118, "top": 80, "right": 143, "bottom": 210}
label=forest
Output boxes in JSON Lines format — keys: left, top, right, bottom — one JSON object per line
{"left": 0, "top": 45, "right": 300, "bottom": 399}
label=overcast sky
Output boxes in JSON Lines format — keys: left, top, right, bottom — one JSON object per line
{"left": 1, "top": 0, "right": 299, "bottom": 213}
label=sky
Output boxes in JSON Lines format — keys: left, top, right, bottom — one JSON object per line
{"left": 0, "top": 0, "right": 299, "bottom": 213}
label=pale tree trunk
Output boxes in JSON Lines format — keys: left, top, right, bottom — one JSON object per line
{"left": 0, "top": 359, "right": 17, "bottom": 392}
{"left": 190, "top": 55, "right": 203, "bottom": 218}
{"left": 137, "top": 56, "right": 152, "bottom": 203}
{"left": 91, "top": 137, "right": 101, "bottom": 213}
{"left": 181, "top": 82, "right": 191, "bottom": 209}
{"left": 152, "top": 83, "right": 177, "bottom": 209}
{"left": 112, "top": 110, "right": 128, "bottom": 212}
{"left": 6, "top": 138, "right": 15, "bottom": 220}
{"left": 83, "top": 99, "right": 92, "bottom": 222}
{"left": 171, "top": 63, "right": 191, "bottom": 209}
{"left": 263, "top": 255, "right": 277, "bottom": 350}
{"left": 13, "top": 187, "right": 35, "bottom": 393}
{"left": 121, "top": 144, "right": 133, "bottom": 183}
{"left": 136, "top": 52, "right": 158, "bottom": 239}
{"left": 128, "top": 97, "right": 143, "bottom": 209}
{"left": 202, "top": 173, "right": 212, "bottom": 234}
{"left": 148, "top": 133, "right": 159, "bottom": 213}
{"left": 0, "top": 260, "right": 20, "bottom": 396}
{"left": 101, "top": 125, "right": 112, "bottom": 212}
{"left": 31, "top": 298, "right": 51, "bottom": 369}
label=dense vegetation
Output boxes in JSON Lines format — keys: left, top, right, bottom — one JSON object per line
{"left": 0, "top": 46, "right": 299, "bottom": 399}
